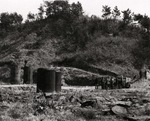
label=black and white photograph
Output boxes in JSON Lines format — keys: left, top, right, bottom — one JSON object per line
{"left": 0, "top": 0, "right": 150, "bottom": 120}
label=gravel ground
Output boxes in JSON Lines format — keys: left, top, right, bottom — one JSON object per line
{"left": 0, "top": 84, "right": 150, "bottom": 121}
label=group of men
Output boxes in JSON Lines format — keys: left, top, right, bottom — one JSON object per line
{"left": 95, "top": 76, "right": 130, "bottom": 89}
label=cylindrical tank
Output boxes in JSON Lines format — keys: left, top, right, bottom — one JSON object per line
{"left": 33, "top": 70, "right": 37, "bottom": 84}
{"left": 55, "top": 72, "right": 62, "bottom": 92}
{"left": 37, "top": 68, "right": 46, "bottom": 92}
{"left": 11, "top": 65, "right": 20, "bottom": 84}
{"left": 37, "top": 68, "right": 55, "bottom": 93}
{"left": 23, "top": 67, "right": 33, "bottom": 84}
{"left": 45, "top": 70, "right": 55, "bottom": 92}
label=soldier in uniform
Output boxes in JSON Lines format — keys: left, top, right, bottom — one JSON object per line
{"left": 107, "top": 77, "right": 111, "bottom": 89}
{"left": 117, "top": 76, "right": 123, "bottom": 89}
{"left": 101, "top": 77, "right": 105, "bottom": 89}
{"left": 105, "top": 77, "right": 108, "bottom": 90}
{"left": 111, "top": 77, "right": 115, "bottom": 89}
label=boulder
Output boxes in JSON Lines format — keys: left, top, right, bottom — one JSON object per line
{"left": 111, "top": 105, "right": 128, "bottom": 117}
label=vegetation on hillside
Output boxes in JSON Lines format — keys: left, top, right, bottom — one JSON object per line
{"left": 0, "top": 0, "right": 150, "bottom": 77}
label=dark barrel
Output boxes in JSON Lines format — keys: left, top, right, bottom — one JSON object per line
{"left": 45, "top": 70, "right": 55, "bottom": 92}
{"left": 33, "top": 70, "right": 37, "bottom": 84}
{"left": 23, "top": 67, "right": 33, "bottom": 84}
{"left": 11, "top": 65, "right": 20, "bottom": 84}
{"left": 55, "top": 72, "right": 62, "bottom": 92}
{"left": 37, "top": 68, "right": 46, "bottom": 92}
{"left": 37, "top": 68, "right": 55, "bottom": 93}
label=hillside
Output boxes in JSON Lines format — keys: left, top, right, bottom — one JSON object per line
{"left": 0, "top": 30, "right": 138, "bottom": 78}
{"left": 0, "top": 0, "right": 150, "bottom": 82}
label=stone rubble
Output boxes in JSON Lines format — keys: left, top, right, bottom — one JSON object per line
{"left": 0, "top": 85, "right": 150, "bottom": 120}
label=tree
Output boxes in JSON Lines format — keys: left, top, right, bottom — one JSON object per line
{"left": 44, "top": 0, "right": 70, "bottom": 19}
{"left": 140, "top": 15, "right": 150, "bottom": 31}
{"left": 62, "top": 16, "right": 91, "bottom": 51}
{"left": 0, "top": 12, "right": 23, "bottom": 31}
{"left": 0, "top": 12, "right": 12, "bottom": 31}
{"left": 132, "top": 32, "right": 150, "bottom": 69}
{"left": 134, "top": 14, "right": 150, "bottom": 31}
{"left": 27, "top": 12, "right": 35, "bottom": 21}
{"left": 134, "top": 13, "right": 143, "bottom": 22}
{"left": 102, "top": 5, "right": 111, "bottom": 19}
{"left": 112, "top": 6, "right": 120, "bottom": 20}
{"left": 44, "top": 0, "right": 83, "bottom": 22}
{"left": 38, "top": 4, "right": 45, "bottom": 19}
{"left": 71, "top": 2, "right": 83, "bottom": 18}
{"left": 10, "top": 12, "right": 23, "bottom": 26}
{"left": 122, "top": 9, "right": 132, "bottom": 25}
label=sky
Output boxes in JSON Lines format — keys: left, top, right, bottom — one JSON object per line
{"left": 0, "top": 0, "right": 150, "bottom": 21}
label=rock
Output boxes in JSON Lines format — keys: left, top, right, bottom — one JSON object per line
{"left": 114, "top": 101, "right": 132, "bottom": 107}
{"left": 59, "top": 96, "right": 67, "bottom": 104}
{"left": 80, "top": 100, "right": 96, "bottom": 108}
{"left": 127, "top": 116, "right": 150, "bottom": 121}
{"left": 131, "top": 80, "right": 150, "bottom": 88}
{"left": 69, "top": 95, "right": 76, "bottom": 103}
{"left": 111, "top": 105, "right": 128, "bottom": 117}
{"left": 95, "top": 100, "right": 103, "bottom": 109}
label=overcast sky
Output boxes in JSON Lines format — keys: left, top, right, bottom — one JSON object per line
{"left": 0, "top": 0, "right": 150, "bottom": 20}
